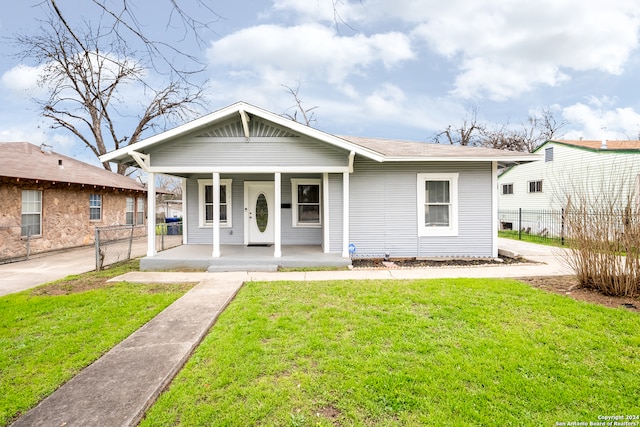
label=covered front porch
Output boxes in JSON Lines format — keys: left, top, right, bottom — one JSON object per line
{"left": 140, "top": 244, "right": 352, "bottom": 271}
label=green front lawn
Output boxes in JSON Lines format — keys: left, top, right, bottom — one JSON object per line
{"left": 0, "top": 261, "right": 193, "bottom": 426}
{"left": 141, "top": 278, "right": 640, "bottom": 426}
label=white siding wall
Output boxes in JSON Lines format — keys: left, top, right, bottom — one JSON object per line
{"left": 349, "top": 159, "right": 494, "bottom": 258}
{"left": 499, "top": 142, "right": 640, "bottom": 211}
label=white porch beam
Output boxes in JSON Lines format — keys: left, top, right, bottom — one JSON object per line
{"left": 491, "top": 161, "right": 498, "bottom": 258}
{"left": 342, "top": 171, "right": 350, "bottom": 258}
{"left": 239, "top": 109, "right": 251, "bottom": 139}
{"left": 146, "top": 172, "right": 157, "bottom": 257}
{"left": 274, "top": 173, "right": 282, "bottom": 258}
{"left": 142, "top": 165, "right": 351, "bottom": 174}
{"left": 322, "top": 173, "right": 330, "bottom": 253}
{"left": 212, "top": 172, "right": 221, "bottom": 258}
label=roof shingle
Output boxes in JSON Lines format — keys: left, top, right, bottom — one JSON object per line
{"left": 0, "top": 142, "right": 146, "bottom": 191}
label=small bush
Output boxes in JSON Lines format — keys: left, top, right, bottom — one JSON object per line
{"left": 564, "top": 198, "right": 640, "bottom": 297}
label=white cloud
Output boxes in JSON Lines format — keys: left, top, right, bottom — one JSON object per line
{"left": 206, "top": 23, "right": 414, "bottom": 86}
{"left": 562, "top": 99, "right": 640, "bottom": 140}
{"left": 1, "top": 64, "right": 47, "bottom": 96}
{"left": 410, "top": 0, "right": 640, "bottom": 99}
{"left": 271, "top": 0, "right": 640, "bottom": 100}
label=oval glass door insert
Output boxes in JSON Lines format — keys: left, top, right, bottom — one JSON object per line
{"left": 255, "top": 192, "right": 268, "bottom": 233}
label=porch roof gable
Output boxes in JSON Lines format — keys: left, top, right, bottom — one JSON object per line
{"left": 100, "top": 102, "right": 385, "bottom": 165}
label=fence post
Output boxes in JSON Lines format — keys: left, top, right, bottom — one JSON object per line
{"left": 26, "top": 227, "right": 31, "bottom": 260}
{"left": 561, "top": 208, "right": 565, "bottom": 246}
{"left": 95, "top": 227, "right": 101, "bottom": 271}
{"left": 518, "top": 208, "right": 522, "bottom": 240}
{"left": 127, "top": 225, "right": 134, "bottom": 260}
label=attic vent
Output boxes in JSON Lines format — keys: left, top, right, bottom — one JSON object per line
{"left": 58, "top": 159, "right": 64, "bottom": 169}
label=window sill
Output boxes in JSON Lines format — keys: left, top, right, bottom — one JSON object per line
{"left": 293, "top": 224, "right": 322, "bottom": 228}
{"left": 418, "top": 228, "right": 458, "bottom": 237}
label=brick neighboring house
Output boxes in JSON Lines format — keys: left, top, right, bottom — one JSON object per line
{"left": 0, "top": 142, "right": 147, "bottom": 259}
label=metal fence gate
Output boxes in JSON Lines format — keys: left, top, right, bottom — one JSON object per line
{"left": 94, "top": 222, "right": 183, "bottom": 270}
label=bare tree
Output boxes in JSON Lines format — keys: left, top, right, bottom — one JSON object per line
{"left": 481, "top": 108, "right": 570, "bottom": 152}
{"left": 434, "top": 106, "right": 486, "bottom": 146}
{"left": 11, "top": 0, "right": 213, "bottom": 174}
{"left": 282, "top": 83, "right": 318, "bottom": 127}
{"left": 437, "top": 107, "right": 569, "bottom": 152}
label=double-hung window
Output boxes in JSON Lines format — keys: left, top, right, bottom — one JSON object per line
{"left": 89, "top": 194, "right": 102, "bottom": 221}
{"left": 126, "top": 197, "right": 135, "bottom": 225}
{"left": 198, "top": 179, "right": 232, "bottom": 227}
{"left": 291, "top": 179, "right": 321, "bottom": 227}
{"left": 136, "top": 197, "right": 145, "bottom": 225}
{"left": 528, "top": 180, "right": 543, "bottom": 193}
{"left": 417, "top": 173, "right": 458, "bottom": 236}
{"left": 502, "top": 183, "right": 514, "bottom": 195}
{"left": 126, "top": 197, "right": 145, "bottom": 225}
{"left": 21, "top": 190, "right": 42, "bottom": 236}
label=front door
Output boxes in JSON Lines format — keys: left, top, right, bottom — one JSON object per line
{"left": 245, "top": 181, "right": 275, "bottom": 245}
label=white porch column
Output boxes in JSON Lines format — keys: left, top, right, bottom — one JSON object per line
{"left": 322, "top": 173, "right": 330, "bottom": 253}
{"left": 181, "top": 177, "right": 188, "bottom": 245}
{"left": 146, "top": 172, "right": 157, "bottom": 257}
{"left": 212, "top": 172, "right": 221, "bottom": 258}
{"left": 491, "top": 161, "right": 498, "bottom": 258}
{"left": 342, "top": 171, "right": 350, "bottom": 258}
{"left": 274, "top": 172, "right": 282, "bottom": 258}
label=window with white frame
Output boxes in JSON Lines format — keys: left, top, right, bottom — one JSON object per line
{"left": 502, "top": 183, "right": 514, "bottom": 195}
{"left": 136, "top": 197, "right": 145, "bottom": 225}
{"left": 528, "top": 180, "right": 542, "bottom": 193}
{"left": 291, "top": 179, "right": 321, "bottom": 227}
{"left": 126, "top": 197, "right": 135, "bottom": 225}
{"left": 89, "top": 194, "right": 102, "bottom": 221}
{"left": 417, "top": 173, "right": 458, "bottom": 236}
{"left": 198, "top": 179, "right": 232, "bottom": 227}
{"left": 126, "top": 196, "right": 145, "bottom": 225}
{"left": 21, "top": 190, "right": 42, "bottom": 236}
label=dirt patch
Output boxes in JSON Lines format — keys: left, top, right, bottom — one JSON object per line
{"left": 31, "top": 276, "right": 113, "bottom": 296}
{"left": 517, "top": 275, "right": 639, "bottom": 313}
{"left": 316, "top": 405, "right": 342, "bottom": 425}
{"left": 352, "top": 257, "right": 522, "bottom": 269}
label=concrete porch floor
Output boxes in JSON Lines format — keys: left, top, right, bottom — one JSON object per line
{"left": 140, "top": 244, "right": 351, "bottom": 271}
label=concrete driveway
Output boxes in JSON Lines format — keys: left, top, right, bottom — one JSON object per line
{"left": 0, "top": 240, "right": 149, "bottom": 297}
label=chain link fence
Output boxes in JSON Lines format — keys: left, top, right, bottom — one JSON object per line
{"left": 95, "top": 221, "right": 183, "bottom": 270}
{"left": 0, "top": 225, "right": 33, "bottom": 264}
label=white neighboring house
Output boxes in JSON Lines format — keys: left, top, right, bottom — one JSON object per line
{"left": 498, "top": 139, "right": 640, "bottom": 234}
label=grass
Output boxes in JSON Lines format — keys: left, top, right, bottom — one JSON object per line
{"left": 498, "top": 230, "right": 566, "bottom": 247}
{"left": 0, "top": 260, "right": 193, "bottom": 426}
{"left": 141, "top": 278, "right": 640, "bottom": 426}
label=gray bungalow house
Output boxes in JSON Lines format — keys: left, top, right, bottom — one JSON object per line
{"left": 100, "top": 102, "right": 538, "bottom": 269}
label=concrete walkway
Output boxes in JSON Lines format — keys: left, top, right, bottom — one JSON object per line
{"left": 11, "top": 275, "right": 244, "bottom": 427}
{"left": 9, "top": 238, "right": 573, "bottom": 427}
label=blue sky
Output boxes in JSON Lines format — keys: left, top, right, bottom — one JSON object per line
{"left": 1, "top": 0, "right": 640, "bottom": 166}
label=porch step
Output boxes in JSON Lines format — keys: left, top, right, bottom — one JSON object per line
{"left": 207, "top": 264, "right": 279, "bottom": 272}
